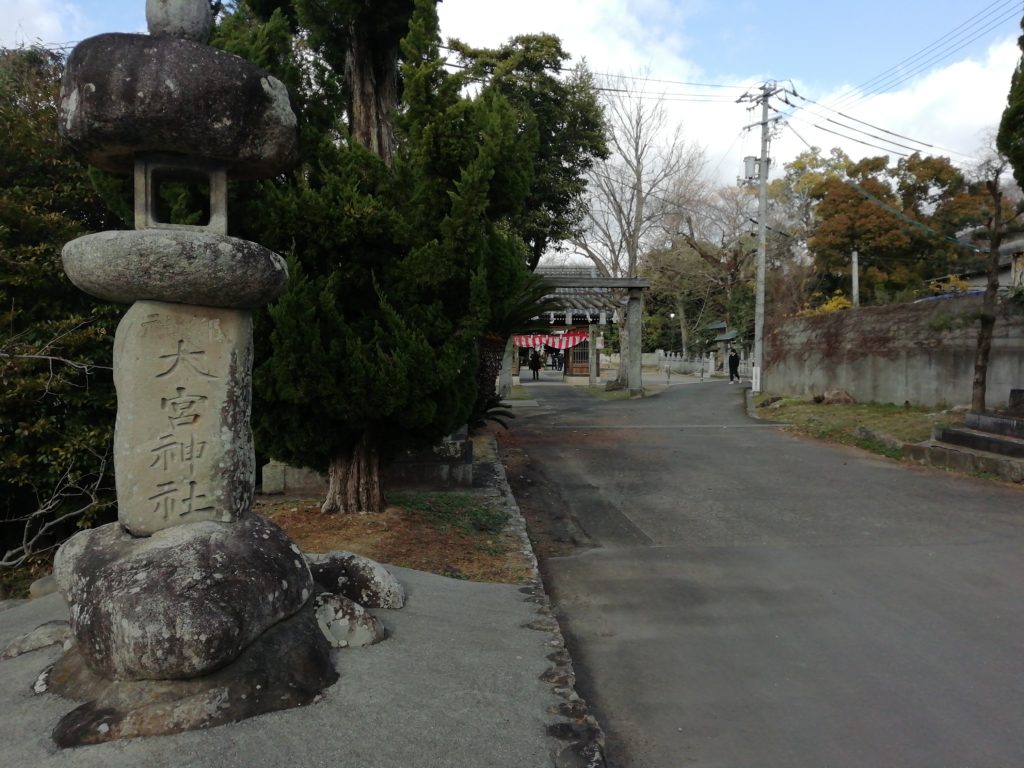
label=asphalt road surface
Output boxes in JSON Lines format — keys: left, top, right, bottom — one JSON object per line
{"left": 499, "top": 378, "right": 1024, "bottom": 768}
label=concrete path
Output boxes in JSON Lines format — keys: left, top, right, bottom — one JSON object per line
{"left": 0, "top": 568, "right": 566, "bottom": 768}
{"left": 500, "top": 378, "right": 1024, "bottom": 767}
{"left": 0, "top": 432, "right": 590, "bottom": 767}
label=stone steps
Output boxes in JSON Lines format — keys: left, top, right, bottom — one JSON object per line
{"left": 933, "top": 425, "right": 1024, "bottom": 459}
{"left": 903, "top": 441, "right": 1024, "bottom": 483}
{"left": 906, "top": 403, "right": 1024, "bottom": 483}
{"left": 964, "top": 411, "right": 1024, "bottom": 440}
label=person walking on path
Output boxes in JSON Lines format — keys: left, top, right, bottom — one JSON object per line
{"left": 728, "top": 348, "right": 740, "bottom": 383}
{"left": 529, "top": 350, "right": 542, "bottom": 381}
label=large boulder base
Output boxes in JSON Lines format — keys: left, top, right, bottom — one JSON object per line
{"left": 53, "top": 515, "right": 312, "bottom": 680}
{"left": 63, "top": 230, "right": 288, "bottom": 309}
{"left": 42, "top": 600, "right": 336, "bottom": 748}
{"left": 314, "top": 593, "right": 386, "bottom": 648}
{"left": 59, "top": 34, "right": 297, "bottom": 178}
{"left": 0, "top": 620, "right": 71, "bottom": 661}
{"left": 308, "top": 551, "right": 407, "bottom": 609}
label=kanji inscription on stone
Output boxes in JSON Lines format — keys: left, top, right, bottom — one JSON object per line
{"left": 113, "top": 300, "right": 254, "bottom": 535}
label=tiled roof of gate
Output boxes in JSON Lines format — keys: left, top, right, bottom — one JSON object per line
{"left": 536, "top": 265, "right": 627, "bottom": 314}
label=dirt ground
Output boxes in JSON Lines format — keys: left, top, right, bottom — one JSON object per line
{"left": 255, "top": 493, "right": 534, "bottom": 584}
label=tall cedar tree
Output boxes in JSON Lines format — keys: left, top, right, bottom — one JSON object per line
{"left": 994, "top": 17, "right": 1024, "bottom": 413}
{"left": 218, "top": 0, "right": 538, "bottom": 513}
{"left": 448, "top": 35, "right": 607, "bottom": 270}
{"left": 998, "top": 16, "right": 1024, "bottom": 190}
{"left": 446, "top": 35, "right": 605, "bottom": 423}
{"left": 0, "top": 48, "right": 123, "bottom": 554}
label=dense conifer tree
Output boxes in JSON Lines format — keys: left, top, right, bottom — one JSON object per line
{"left": 998, "top": 17, "right": 1024, "bottom": 188}
{"left": 219, "top": 0, "right": 546, "bottom": 512}
{"left": 0, "top": 47, "right": 124, "bottom": 559}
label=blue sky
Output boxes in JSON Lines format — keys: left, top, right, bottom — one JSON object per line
{"left": 4, "top": 0, "right": 1021, "bottom": 182}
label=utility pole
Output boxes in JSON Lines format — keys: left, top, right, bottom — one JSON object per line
{"left": 851, "top": 249, "right": 860, "bottom": 306}
{"left": 738, "top": 82, "right": 783, "bottom": 393}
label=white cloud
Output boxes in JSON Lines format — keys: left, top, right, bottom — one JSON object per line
{"left": 1, "top": 0, "right": 89, "bottom": 48}
{"left": 776, "top": 37, "right": 1020, "bottom": 178}
{"left": 439, "top": 1, "right": 1022, "bottom": 187}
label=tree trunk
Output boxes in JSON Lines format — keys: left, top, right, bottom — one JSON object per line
{"left": 676, "top": 302, "right": 688, "bottom": 353}
{"left": 476, "top": 334, "right": 506, "bottom": 406}
{"left": 497, "top": 337, "right": 514, "bottom": 399}
{"left": 345, "top": 22, "right": 399, "bottom": 165}
{"left": 609, "top": 317, "right": 629, "bottom": 390}
{"left": 971, "top": 246, "right": 1002, "bottom": 413}
{"left": 322, "top": 434, "right": 385, "bottom": 515}
{"left": 971, "top": 180, "right": 1004, "bottom": 414}
{"left": 328, "top": 8, "right": 407, "bottom": 513}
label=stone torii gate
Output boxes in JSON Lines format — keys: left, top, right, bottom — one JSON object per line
{"left": 539, "top": 270, "right": 651, "bottom": 395}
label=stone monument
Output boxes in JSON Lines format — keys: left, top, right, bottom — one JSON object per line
{"left": 25, "top": 0, "right": 403, "bottom": 747}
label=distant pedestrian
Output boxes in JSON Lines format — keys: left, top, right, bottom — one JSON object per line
{"left": 529, "top": 350, "right": 542, "bottom": 381}
{"left": 728, "top": 348, "right": 740, "bottom": 383}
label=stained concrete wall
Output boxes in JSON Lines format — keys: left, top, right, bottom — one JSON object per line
{"left": 763, "top": 296, "right": 1024, "bottom": 408}
{"left": 260, "top": 429, "right": 473, "bottom": 496}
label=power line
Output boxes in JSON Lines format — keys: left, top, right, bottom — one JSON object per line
{"left": 437, "top": 43, "right": 750, "bottom": 90}
{"left": 589, "top": 72, "right": 749, "bottom": 90}
{"left": 822, "top": 118, "right": 924, "bottom": 154}
{"left": 596, "top": 84, "right": 737, "bottom": 101}
{"left": 785, "top": 91, "right": 977, "bottom": 160}
{"left": 441, "top": 58, "right": 739, "bottom": 103}
{"left": 838, "top": 9, "right": 1020, "bottom": 113}
{"left": 786, "top": 121, "right": 817, "bottom": 152}
{"left": 828, "top": 0, "right": 1020, "bottom": 111}
{"left": 708, "top": 129, "right": 748, "bottom": 180}
{"left": 807, "top": 121, "right": 911, "bottom": 158}
{"left": 826, "top": 0, "right": 1018, "bottom": 110}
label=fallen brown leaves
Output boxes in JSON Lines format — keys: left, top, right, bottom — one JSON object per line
{"left": 257, "top": 496, "right": 533, "bottom": 584}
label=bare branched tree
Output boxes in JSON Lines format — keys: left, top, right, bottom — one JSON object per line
{"left": 572, "top": 73, "right": 706, "bottom": 384}
{"left": 0, "top": 322, "right": 113, "bottom": 397}
{"left": 573, "top": 74, "right": 707, "bottom": 278}
{"left": 1, "top": 449, "right": 112, "bottom": 569}
{"left": 671, "top": 186, "right": 758, "bottom": 326}
{"left": 1, "top": 325, "right": 116, "bottom": 571}
{"left": 967, "top": 144, "right": 1024, "bottom": 412}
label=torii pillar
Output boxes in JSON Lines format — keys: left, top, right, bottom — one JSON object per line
{"left": 627, "top": 287, "right": 643, "bottom": 396}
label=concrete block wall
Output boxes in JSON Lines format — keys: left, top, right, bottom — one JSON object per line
{"left": 260, "top": 429, "right": 473, "bottom": 496}
{"left": 763, "top": 297, "right": 1024, "bottom": 408}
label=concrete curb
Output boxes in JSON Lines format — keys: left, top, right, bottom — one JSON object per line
{"left": 484, "top": 433, "right": 608, "bottom": 768}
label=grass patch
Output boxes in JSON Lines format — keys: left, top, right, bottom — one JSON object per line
{"left": 0, "top": 556, "right": 52, "bottom": 600}
{"left": 508, "top": 385, "right": 532, "bottom": 400}
{"left": 388, "top": 491, "right": 510, "bottom": 534}
{"left": 754, "top": 395, "right": 964, "bottom": 453}
{"left": 852, "top": 435, "right": 905, "bottom": 460}
{"left": 581, "top": 386, "right": 631, "bottom": 401}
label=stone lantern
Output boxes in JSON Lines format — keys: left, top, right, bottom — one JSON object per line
{"left": 37, "top": 0, "right": 347, "bottom": 746}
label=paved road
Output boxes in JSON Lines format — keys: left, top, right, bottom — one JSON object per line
{"left": 499, "top": 378, "right": 1024, "bottom": 768}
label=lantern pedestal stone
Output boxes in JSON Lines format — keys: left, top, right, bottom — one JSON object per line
{"left": 112, "top": 301, "right": 254, "bottom": 536}
{"left": 26, "top": 0, "right": 403, "bottom": 747}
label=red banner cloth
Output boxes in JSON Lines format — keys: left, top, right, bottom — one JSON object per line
{"left": 513, "top": 333, "right": 589, "bottom": 350}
